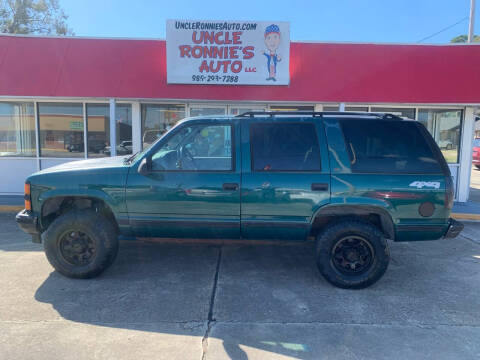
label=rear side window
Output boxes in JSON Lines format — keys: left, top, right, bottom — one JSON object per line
{"left": 340, "top": 119, "right": 442, "bottom": 174}
{"left": 250, "top": 122, "right": 321, "bottom": 171}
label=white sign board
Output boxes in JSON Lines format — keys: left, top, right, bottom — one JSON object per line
{"left": 166, "top": 20, "right": 290, "bottom": 85}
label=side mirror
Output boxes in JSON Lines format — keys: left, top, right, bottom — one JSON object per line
{"left": 138, "top": 157, "right": 151, "bottom": 175}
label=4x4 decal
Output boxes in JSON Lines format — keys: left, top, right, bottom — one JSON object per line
{"left": 409, "top": 181, "right": 440, "bottom": 189}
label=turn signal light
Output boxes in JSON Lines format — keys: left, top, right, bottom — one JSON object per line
{"left": 24, "top": 183, "right": 31, "bottom": 211}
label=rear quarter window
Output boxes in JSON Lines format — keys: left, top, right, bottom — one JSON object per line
{"left": 340, "top": 119, "right": 442, "bottom": 174}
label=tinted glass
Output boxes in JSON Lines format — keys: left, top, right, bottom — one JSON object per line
{"left": 340, "top": 119, "right": 442, "bottom": 173}
{"left": 38, "top": 103, "right": 84, "bottom": 158}
{"left": 250, "top": 122, "right": 321, "bottom": 171}
{"left": 0, "top": 102, "right": 36, "bottom": 157}
{"left": 152, "top": 124, "right": 232, "bottom": 171}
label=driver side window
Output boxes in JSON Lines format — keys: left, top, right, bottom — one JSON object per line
{"left": 151, "top": 124, "right": 233, "bottom": 171}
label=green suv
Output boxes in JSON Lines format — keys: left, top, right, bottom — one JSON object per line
{"left": 16, "top": 112, "right": 463, "bottom": 289}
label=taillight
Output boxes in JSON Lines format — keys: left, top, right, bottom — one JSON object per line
{"left": 445, "top": 176, "right": 454, "bottom": 210}
{"left": 24, "top": 183, "right": 32, "bottom": 211}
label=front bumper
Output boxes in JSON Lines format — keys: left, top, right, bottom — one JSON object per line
{"left": 444, "top": 218, "right": 464, "bottom": 239}
{"left": 15, "top": 209, "right": 41, "bottom": 243}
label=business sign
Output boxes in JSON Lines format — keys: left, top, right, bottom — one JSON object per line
{"left": 69, "top": 121, "right": 83, "bottom": 130}
{"left": 166, "top": 20, "right": 290, "bottom": 85}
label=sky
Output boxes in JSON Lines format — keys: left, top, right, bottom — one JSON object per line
{"left": 59, "top": 0, "right": 479, "bottom": 44}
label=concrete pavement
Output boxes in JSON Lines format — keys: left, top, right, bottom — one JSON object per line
{"left": 1, "top": 212, "right": 480, "bottom": 359}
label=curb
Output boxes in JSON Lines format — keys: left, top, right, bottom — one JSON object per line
{"left": 0, "top": 205, "right": 23, "bottom": 213}
{"left": 452, "top": 213, "right": 480, "bottom": 221}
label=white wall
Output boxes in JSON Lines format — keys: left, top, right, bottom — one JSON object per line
{"left": 0, "top": 158, "right": 38, "bottom": 194}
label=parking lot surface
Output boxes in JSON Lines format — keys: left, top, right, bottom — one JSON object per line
{"left": 1, "top": 212, "right": 480, "bottom": 359}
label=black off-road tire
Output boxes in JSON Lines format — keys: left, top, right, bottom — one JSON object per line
{"left": 315, "top": 220, "right": 390, "bottom": 289}
{"left": 43, "top": 210, "right": 119, "bottom": 279}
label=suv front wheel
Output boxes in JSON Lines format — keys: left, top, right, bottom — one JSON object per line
{"left": 43, "top": 210, "right": 119, "bottom": 278}
{"left": 315, "top": 220, "right": 390, "bottom": 289}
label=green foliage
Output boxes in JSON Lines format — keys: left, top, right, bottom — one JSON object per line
{"left": 451, "top": 34, "right": 480, "bottom": 43}
{"left": 0, "top": 0, "right": 73, "bottom": 35}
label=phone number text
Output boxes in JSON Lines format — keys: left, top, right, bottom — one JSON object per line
{"left": 191, "top": 75, "right": 239, "bottom": 83}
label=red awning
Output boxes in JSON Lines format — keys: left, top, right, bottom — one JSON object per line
{"left": 1, "top": 35, "right": 480, "bottom": 104}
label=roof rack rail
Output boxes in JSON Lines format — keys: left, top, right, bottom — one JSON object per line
{"left": 235, "top": 111, "right": 404, "bottom": 120}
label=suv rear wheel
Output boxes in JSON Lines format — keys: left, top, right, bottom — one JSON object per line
{"left": 43, "top": 210, "right": 119, "bottom": 278}
{"left": 315, "top": 220, "right": 390, "bottom": 289}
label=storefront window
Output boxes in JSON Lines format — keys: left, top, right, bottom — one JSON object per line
{"left": 418, "top": 109, "right": 462, "bottom": 163}
{"left": 345, "top": 106, "right": 368, "bottom": 112}
{"left": 86, "top": 104, "right": 109, "bottom": 158}
{"left": 142, "top": 104, "right": 186, "bottom": 149}
{"left": 229, "top": 108, "right": 265, "bottom": 116}
{"left": 323, "top": 105, "right": 339, "bottom": 111}
{"left": 38, "top": 103, "right": 84, "bottom": 158}
{"left": 371, "top": 107, "right": 415, "bottom": 119}
{"left": 189, "top": 107, "right": 226, "bottom": 117}
{"left": 116, "top": 104, "right": 132, "bottom": 155}
{"left": 269, "top": 105, "right": 314, "bottom": 111}
{"left": 0, "top": 102, "right": 36, "bottom": 157}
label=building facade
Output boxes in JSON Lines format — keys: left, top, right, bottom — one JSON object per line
{"left": 0, "top": 35, "right": 479, "bottom": 201}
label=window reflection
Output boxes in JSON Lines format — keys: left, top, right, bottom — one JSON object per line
{"left": 152, "top": 124, "right": 232, "bottom": 171}
{"left": 86, "top": 104, "right": 109, "bottom": 158}
{"left": 418, "top": 109, "right": 462, "bottom": 163}
{"left": 115, "top": 104, "right": 133, "bottom": 155}
{"left": 371, "top": 107, "right": 415, "bottom": 119}
{"left": 141, "top": 104, "right": 186, "bottom": 149}
{"left": 189, "top": 107, "right": 226, "bottom": 117}
{"left": 229, "top": 108, "right": 265, "bottom": 116}
{"left": 0, "top": 102, "right": 36, "bottom": 157}
{"left": 269, "top": 105, "right": 314, "bottom": 112}
{"left": 323, "top": 106, "right": 339, "bottom": 111}
{"left": 38, "top": 103, "right": 84, "bottom": 158}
